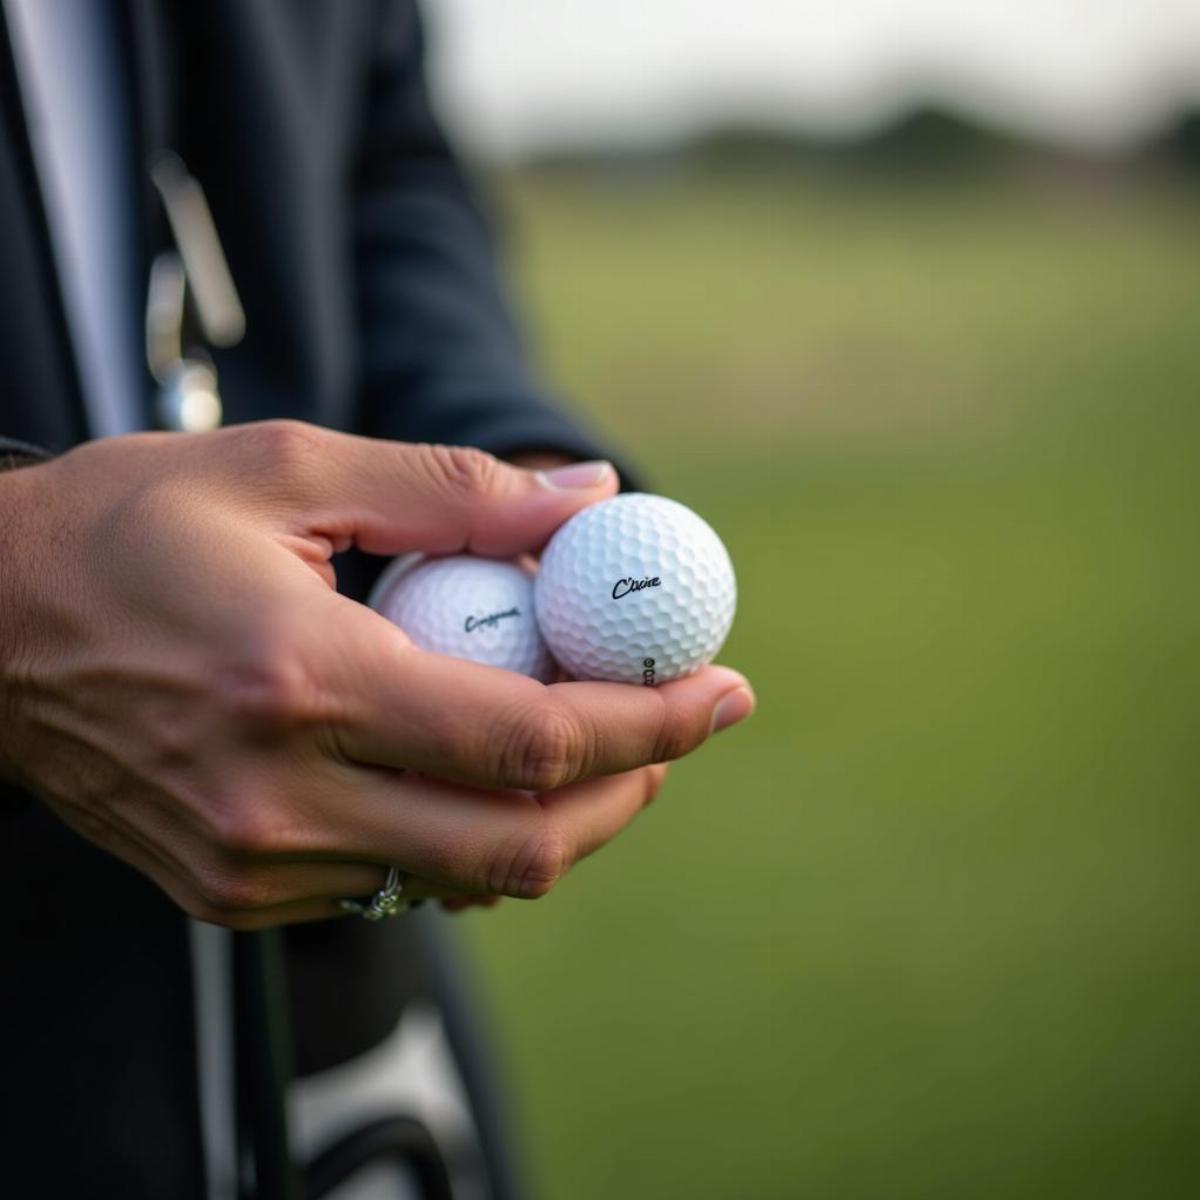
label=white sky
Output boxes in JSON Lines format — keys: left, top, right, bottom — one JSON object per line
{"left": 426, "top": 0, "right": 1200, "bottom": 160}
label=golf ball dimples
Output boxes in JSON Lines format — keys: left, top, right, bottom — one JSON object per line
{"left": 534, "top": 493, "right": 736, "bottom": 685}
{"left": 369, "top": 555, "right": 556, "bottom": 682}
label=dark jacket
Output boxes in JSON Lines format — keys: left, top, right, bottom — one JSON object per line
{"left": 0, "top": 2, "right": 607, "bottom": 1195}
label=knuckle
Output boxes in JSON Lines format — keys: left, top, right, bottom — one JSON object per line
{"left": 206, "top": 798, "right": 289, "bottom": 859}
{"left": 218, "top": 645, "right": 320, "bottom": 730}
{"left": 243, "top": 419, "right": 327, "bottom": 485}
{"left": 194, "top": 864, "right": 275, "bottom": 913}
{"left": 496, "top": 705, "right": 589, "bottom": 791}
{"left": 493, "top": 827, "right": 571, "bottom": 900}
{"left": 420, "top": 444, "right": 503, "bottom": 504}
{"left": 651, "top": 704, "right": 697, "bottom": 765}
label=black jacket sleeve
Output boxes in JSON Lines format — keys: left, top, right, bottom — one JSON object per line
{"left": 0, "top": 438, "right": 51, "bottom": 471}
{"left": 352, "top": 1, "right": 621, "bottom": 466}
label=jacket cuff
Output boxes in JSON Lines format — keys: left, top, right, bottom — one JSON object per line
{"left": 0, "top": 439, "right": 52, "bottom": 472}
{"left": 367, "top": 391, "right": 644, "bottom": 493}
{"left": 472, "top": 410, "right": 641, "bottom": 489}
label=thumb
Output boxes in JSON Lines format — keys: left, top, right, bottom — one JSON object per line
{"left": 232, "top": 423, "right": 618, "bottom": 558}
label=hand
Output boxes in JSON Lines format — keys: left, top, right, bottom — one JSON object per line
{"left": 0, "top": 422, "right": 754, "bottom": 927}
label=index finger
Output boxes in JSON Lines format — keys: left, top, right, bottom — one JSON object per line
{"left": 328, "top": 601, "right": 755, "bottom": 790}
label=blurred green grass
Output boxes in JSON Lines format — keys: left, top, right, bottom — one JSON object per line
{"left": 461, "top": 166, "right": 1200, "bottom": 1199}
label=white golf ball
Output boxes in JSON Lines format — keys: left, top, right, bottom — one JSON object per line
{"left": 369, "top": 555, "right": 557, "bottom": 682}
{"left": 534, "top": 493, "right": 737, "bottom": 685}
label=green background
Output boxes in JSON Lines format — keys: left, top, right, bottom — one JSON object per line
{"left": 460, "top": 165, "right": 1200, "bottom": 1199}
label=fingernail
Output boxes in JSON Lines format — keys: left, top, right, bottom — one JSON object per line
{"left": 538, "top": 460, "right": 613, "bottom": 490}
{"left": 710, "top": 687, "right": 756, "bottom": 734}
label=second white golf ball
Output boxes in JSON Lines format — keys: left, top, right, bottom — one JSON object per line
{"left": 534, "top": 493, "right": 737, "bottom": 685}
{"left": 369, "top": 555, "right": 557, "bottom": 682}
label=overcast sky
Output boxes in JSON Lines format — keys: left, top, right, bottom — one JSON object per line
{"left": 426, "top": 0, "right": 1200, "bottom": 160}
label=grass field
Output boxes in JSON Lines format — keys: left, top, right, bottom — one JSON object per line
{"left": 459, "top": 164, "right": 1200, "bottom": 1199}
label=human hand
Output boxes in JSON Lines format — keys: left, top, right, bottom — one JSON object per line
{"left": 0, "top": 422, "right": 754, "bottom": 927}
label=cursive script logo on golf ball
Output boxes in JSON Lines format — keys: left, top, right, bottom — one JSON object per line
{"left": 464, "top": 606, "right": 520, "bottom": 633}
{"left": 611, "top": 575, "right": 661, "bottom": 600}
{"left": 534, "top": 493, "right": 736, "bottom": 684}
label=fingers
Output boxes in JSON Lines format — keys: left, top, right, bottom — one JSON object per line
{"left": 135, "top": 846, "right": 484, "bottom": 931}
{"left": 194, "top": 891, "right": 498, "bottom": 930}
{"left": 306, "top": 761, "right": 668, "bottom": 901}
{"left": 84, "top": 749, "right": 670, "bottom": 925}
{"left": 530, "top": 763, "right": 670, "bottom": 873}
{"left": 181, "top": 761, "right": 667, "bottom": 924}
{"left": 54, "top": 812, "right": 395, "bottom": 931}
{"left": 172, "top": 852, "right": 502, "bottom": 930}
{"left": 216, "top": 420, "right": 618, "bottom": 558}
{"left": 186, "top": 763, "right": 665, "bottom": 922}
{"left": 332, "top": 607, "right": 754, "bottom": 790}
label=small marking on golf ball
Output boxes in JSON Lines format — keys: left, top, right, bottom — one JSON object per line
{"left": 369, "top": 555, "right": 557, "bottom": 682}
{"left": 464, "top": 607, "right": 520, "bottom": 633}
{"left": 534, "top": 493, "right": 736, "bottom": 685}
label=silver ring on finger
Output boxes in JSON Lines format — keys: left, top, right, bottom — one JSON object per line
{"left": 340, "top": 865, "right": 409, "bottom": 921}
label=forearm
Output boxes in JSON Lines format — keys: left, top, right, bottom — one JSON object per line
{"left": 353, "top": 2, "right": 629, "bottom": 470}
